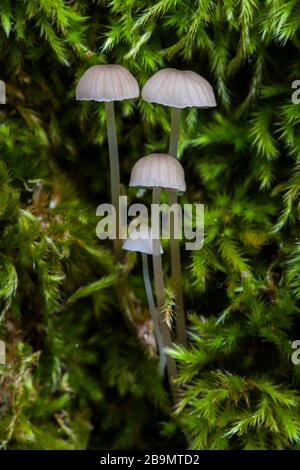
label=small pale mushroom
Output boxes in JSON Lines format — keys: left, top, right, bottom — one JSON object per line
{"left": 142, "top": 68, "right": 216, "bottom": 110}
{"left": 130, "top": 153, "right": 186, "bottom": 191}
{"left": 0, "top": 81, "right": 6, "bottom": 104}
{"left": 76, "top": 64, "right": 139, "bottom": 259}
{"left": 123, "top": 224, "right": 164, "bottom": 255}
{"left": 142, "top": 68, "right": 216, "bottom": 346}
{"left": 123, "top": 224, "right": 167, "bottom": 375}
{"left": 130, "top": 153, "right": 186, "bottom": 391}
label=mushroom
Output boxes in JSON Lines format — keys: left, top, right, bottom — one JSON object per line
{"left": 130, "top": 153, "right": 186, "bottom": 389}
{"left": 76, "top": 64, "right": 139, "bottom": 259}
{"left": 0, "top": 81, "right": 5, "bottom": 104}
{"left": 123, "top": 224, "right": 167, "bottom": 375}
{"left": 142, "top": 68, "right": 216, "bottom": 345}
{"left": 130, "top": 153, "right": 186, "bottom": 192}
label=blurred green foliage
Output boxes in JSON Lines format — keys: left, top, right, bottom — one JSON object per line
{"left": 1, "top": 0, "right": 300, "bottom": 450}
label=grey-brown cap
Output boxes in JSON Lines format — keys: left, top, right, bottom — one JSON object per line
{"left": 142, "top": 68, "right": 216, "bottom": 108}
{"left": 76, "top": 64, "right": 139, "bottom": 102}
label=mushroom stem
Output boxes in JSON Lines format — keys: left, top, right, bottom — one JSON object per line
{"left": 105, "top": 101, "right": 122, "bottom": 261}
{"left": 169, "top": 107, "right": 181, "bottom": 157}
{"left": 168, "top": 107, "right": 187, "bottom": 346}
{"left": 152, "top": 187, "right": 177, "bottom": 393}
{"left": 141, "top": 252, "right": 166, "bottom": 375}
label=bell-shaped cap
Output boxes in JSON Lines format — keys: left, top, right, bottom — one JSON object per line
{"left": 130, "top": 153, "right": 186, "bottom": 192}
{"left": 142, "top": 68, "right": 216, "bottom": 109}
{"left": 123, "top": 224, "right": 163, "bottom": 255}
{"left": 0, "top": 80, "right": 5, "bottom": 104}
{"left": 76, "top": 64, "right": 139, "bottom": 102}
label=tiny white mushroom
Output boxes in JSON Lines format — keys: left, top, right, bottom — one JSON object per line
{"left": 76, "top": 64, "right": 139, "bottom": 259}
{"left": 142, "top": 68, "right": 216, "bottom": 109}
{"left": 123, "top": 224, "right": 164, "bottom": 255}
{"left": 130, "top": 154, "right": 183, "bottom": 388}
{"left": 142, "top": 68, "right": 216, "bottom": 346}
{"left": 0, "top": 80, "right": 6, "bottom": 105}
{"left": 76, "top": 64, "right": 139, "bottom": 102}
{"left": 123, "top": 225, "right": 166, "bottom": 374}
{"left": 129, "top": 153, "right": 186, "bottom": 192}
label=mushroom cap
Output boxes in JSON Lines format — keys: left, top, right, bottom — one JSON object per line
{"left": 142, "top": 68, "right": 216, "bottom": 109}
{"left": 76, "top": 64, "right": 139, "bottom": 102}
{"left": 123, "top": 225, "right": 163, "bottom": 255}
{"left": 130, "top": 153, "right": 186, "bottom": 192}
{"left": 0, "top": 80, "right": 5, "bottom": 104}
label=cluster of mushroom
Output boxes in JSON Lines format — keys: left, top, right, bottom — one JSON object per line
{"left": 76, "top": 65, "right": 216, "bottom": 388}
